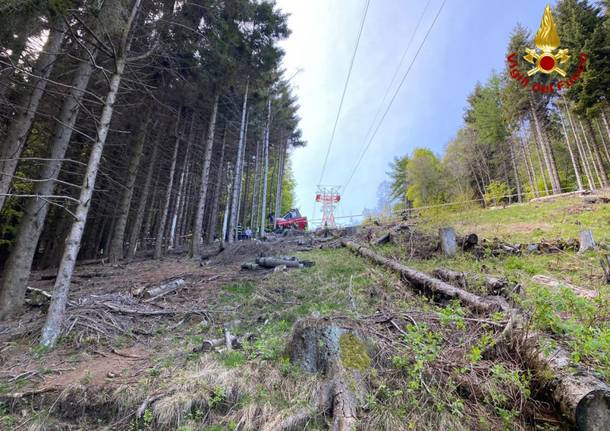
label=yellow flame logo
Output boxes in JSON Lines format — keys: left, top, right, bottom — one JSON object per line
{"left": 524, "top": 4, "right": 570, "bottom": 77}
{"left": 534, "top": 5, "right": 561, "bottom": 51}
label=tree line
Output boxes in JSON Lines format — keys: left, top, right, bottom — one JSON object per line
{"left": 0, "top": 0, "right": 303, "bottom": 347}
{"left": 387, "top": 0, "right": 610, "bottom": 210}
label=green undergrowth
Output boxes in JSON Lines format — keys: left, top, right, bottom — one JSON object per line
{"left": 418, "top": 196, "right": 610, "bottom": 243}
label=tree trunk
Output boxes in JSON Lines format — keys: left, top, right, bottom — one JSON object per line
{"left": 170, "top": 118, "right": 193, "bottom": 249}
{"left": 274, "top": 139, "right": 287, "bottom": 226}
{"left": 154, "top": 128, "right": 181, "bottom": 259}
{"left": 584, "top": 119, "right": 609, "bottom": 188}
{"left": 228, "top": 81, "right": 250, "bottom": 243}
{"left": 564, "top": 101, "right": 595, "bottom": 190}
{"left": 127, "top": 138, "right": 159, "bottom": 259}
{"left": 558, "top": 106, "right": 584, "bottom": 191}
{"left": 191, "top": 93, "right": 219, "bottom": 257}
{"left": 206, "top": 129, "right": 226, "bottom": 244}
{"left": 579, "top": 119, "right": 604, "bottom": 189}
{"left": 601, "top": 111, "right": 610, "bottom": 151}
{"left": 259, "top": 97, "right": 271, "bottom": 238}
{"left": 221, "top": 164, "right": 233, "bottom": 245}
{"left": 530, "top": 103, "right": 561, "bottom": 194}
{"left": 518, "top": 133, "right": 537, "bottom": 198}
{"left": 39, "top": 0, "right": 142, "bottom": 348}
{"left": 241, "top": 157, "right": 251, "bottom": 229}
{"left": 0, "top": 18, "right": 67, "bottom": 211}
{"left": 508, "top": 138, "right": 522, "bottom": 202}
{"left": 108, "top": 119, "right": 150, "bottom": 263}
{"left": 0, "top": 51, "right": 95, "bottom": 320}
{"left": 532, "top": 132, "right": 550, "bottom": 195}
{"left": 594, "top": 118, "right": 610, "bottom": 167}
{"left": 250, "top": 138, "right": 261, "bottom": 230}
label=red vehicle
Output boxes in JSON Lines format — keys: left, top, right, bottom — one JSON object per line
{"left": 274, "top": 208, "right": 308, "bottom": 231}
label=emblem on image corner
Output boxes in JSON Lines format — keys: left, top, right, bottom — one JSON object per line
{"left": 524, "top": 5, "right": 569, "bottom": 77}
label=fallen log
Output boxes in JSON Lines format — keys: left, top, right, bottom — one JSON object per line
{"left": 532, "top": 275, "right": 598, "bottom": 299}
{"left": 142, "top": 278, "right": 185, "bottom": 301}
{"left": 25, "top": 287, "right": 52, "bottom": 306}
{"left": 432, "top": 268, "right": 467, "bottom": 288}
{"left": 520, "top": 332, "right": 610, "bottom": 430}
{"left": 342, "top": 239, "right": 610, "bottom": 428}
{"left": 256, "top": 257, "right": 302, "bottom": 269}
{"left": 342, "top": 240, "right": 504, "bottom": 314}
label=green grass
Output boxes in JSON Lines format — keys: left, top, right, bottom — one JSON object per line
{"left": 418, "top": 197, "right": 610, "bottom": 243}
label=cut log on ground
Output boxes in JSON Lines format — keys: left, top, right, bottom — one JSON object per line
{"left": 256, "top": 257, "right": 301, "bottom": 268}
{"left": 25, "top": 287, "right": 52, "bottom": 306}
{"left": 287, "top": 318, "right": 370, "bottom": 431}
{"left": 342, "top": 239, "right": 610, "bottom": 428}
{"left": 578, "top": 230, "right": 596, "bottom": 254}
{"left": 520, "top": 332, "right": 610, "bottom": 430}
{"left": 532, "top": 275, "right": 598, "bottom": 299}
{"left": 342, "top": 240, "right": 505, "bottom": 314}
{"left": 432, "top": 268, "right": 467, "bottom": 288}
{"left": 142, "top": 278, "right": 186, "bottom": 301}
{"left": 439, "top": 227, "right": 457, "bottom": 257}
{"left": 433, "top": 268, "right": 515, "bottom": 297}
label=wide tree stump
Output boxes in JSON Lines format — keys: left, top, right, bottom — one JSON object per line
{"left": 287, "top": 318, "right": 371, "bottom": 431}
{"left": 439, "top": 227, "right": 457, "bottom": 257}
{"left": 578, "top": 230, "right": 596, "bottom": 254}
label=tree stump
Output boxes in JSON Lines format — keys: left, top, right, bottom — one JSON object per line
{"left": 439, "top": 227, "right": 457, "bottom": 257}
{"left": 578, "top": 230, "right": 596, "bottom": 254}
{"left": 286, "top": 318, "right": 371, "bottom": 431}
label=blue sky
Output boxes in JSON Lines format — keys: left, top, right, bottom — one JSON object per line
{"left": 275, "top": 0, "right": 556, "bottom": 225}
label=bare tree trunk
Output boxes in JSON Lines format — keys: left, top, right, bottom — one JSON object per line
{"left": 127, "top": 138, "right": 159, "bottom": 260}
{"left": 601, "top": 111, "right": 610, "bottom": 148}
{"left": 558, "top": 106, "right": 584, "bottom": 191}
{"left": 108, "top": 119, "right": 151, "bottom": 263}
{"left": 222, "top": 164, "right": 233, "bottom": 245}
{"left": 0, "top": 51, "right": 95, "bottom": 319}
{"left": 39, "top": 0, "right": 142, "bottom": 348}
{"left": 579, "top": 119, "right": 605, "bottom": 188}
{"left": 585, "top": 119, "right": 609, "bottom": 187}
{"left": 274, "top": 139, "right": 287, "bottom": 225}
{"left": 170, "top": 117, "right": 194, "bottom": 249}
{"left": 206, "top": 130, "right": 226, "bottom": 244}
{"left": 532, "top": 132, "right": 550, "bottom": 195}
{"left": 530, "top": 103, "right": 561, "bottom": 194}
{"left": 564, "top": 101, "right": 595, "bottom": 190}
{"left": 241, "top": 157, "right": 251, "bottom": 229}
{"left": 0, "top": 18, "right": 67, "bottom": 211}
{"left": 175, "top": 149, "right": 193, "bottom": 248}
{"left": 259, "top": 97, "right": 271, "bottom": 239}
{"left": 595, "top": 118, "right": 610, "bottom": 166}
{"left": 250, "top": 138, "right": 261, "bottom": 230}
{"left": 508, "top": 139, "right": 522, "bottom": 202}
{"left": 191, "top": 93, "right": 219, "bottom": 257}
{"left": 518, "top": 132, "right": 537, "bottom": 198}
{"left": 228, "top": 81, "right": 249, "bottom": 243}
{"left": 154, "top": 128, "right": 182, "bottom": 259}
